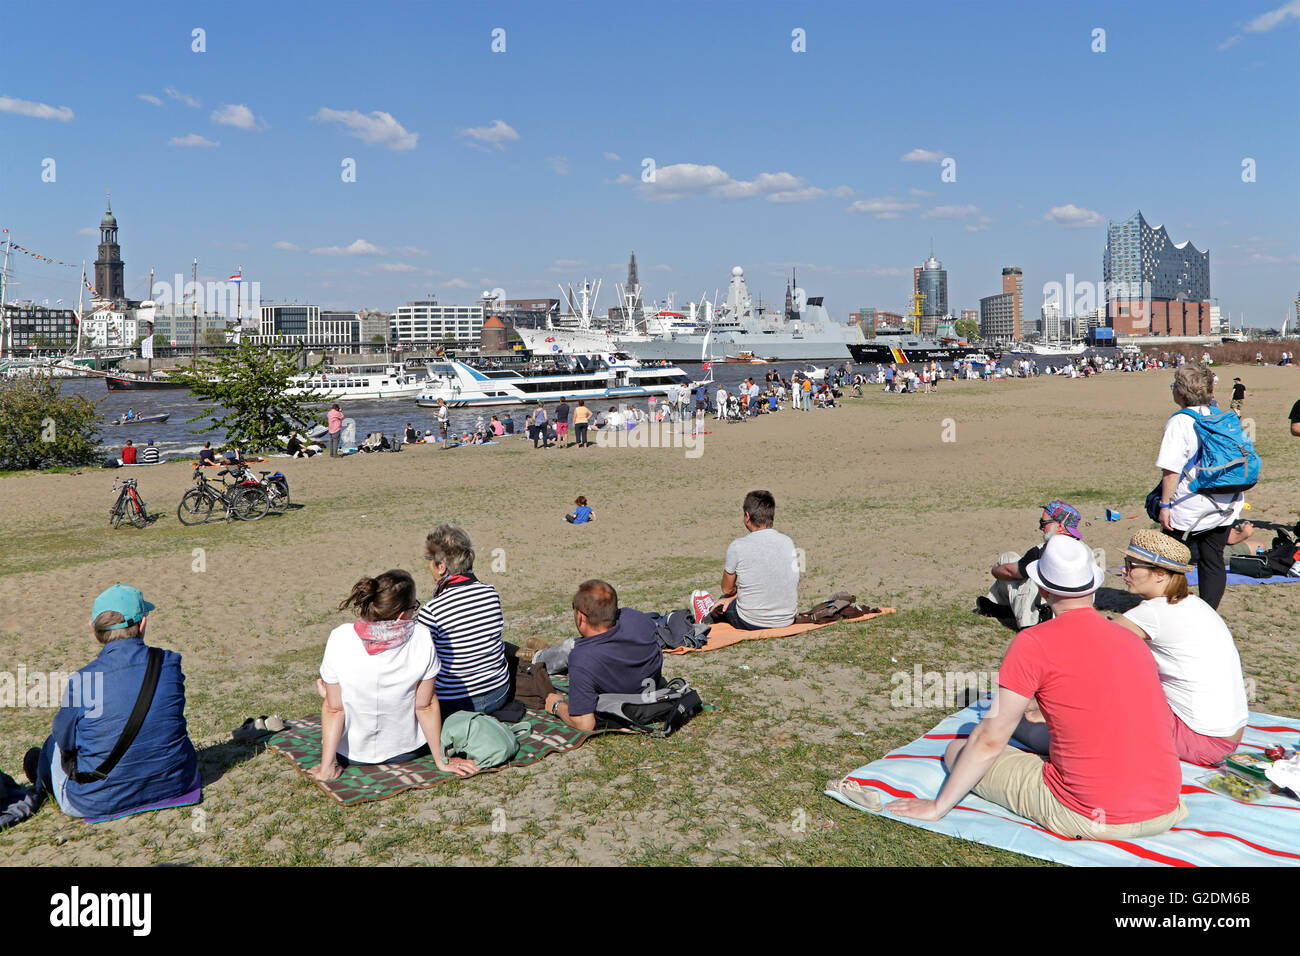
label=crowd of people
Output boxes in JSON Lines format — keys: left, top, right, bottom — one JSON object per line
{"left": 21, "top": 490, "right": 803, "bottom": 821}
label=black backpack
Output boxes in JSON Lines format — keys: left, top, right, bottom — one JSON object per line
{"left": 595, "top": 678, "right": 704, "bottom": 737}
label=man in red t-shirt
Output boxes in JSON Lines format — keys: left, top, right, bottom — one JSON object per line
{"left": 120, "top": 440, "right": 137, "bottom": 465}
{"left": 891, "top": 535, "right": 1187, "bottom": 839}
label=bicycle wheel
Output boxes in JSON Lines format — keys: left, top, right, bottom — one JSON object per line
{"left": 268, "top": 481, "right": 290, "bottom": 511}
{"left": 128, "top": 495, "right": 150, "bottom": 529}
{"left": 232, "top": 487, "right": 270, "bottom": 521}
{"left": 177, "top": 489, "right": 214, "bottom": 525}
{"left": 109, "top": 502, "right": 124, "bottom": 529}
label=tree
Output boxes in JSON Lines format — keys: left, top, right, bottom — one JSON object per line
{"left": 201, "top": 328, "right": 228, "bottom": 346}
{"left": 135, "top": 332, "right": 168, "bottom": 349}
{"left": 166, "top": 341, "right": 328, "bottom": 453}
{"left": 0, "top": 376, "right": 102, "bottom": 471}
{"left": 953, "top": 319, "right": 981, "bottom": 342}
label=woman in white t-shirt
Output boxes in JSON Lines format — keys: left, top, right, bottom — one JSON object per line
{"left": 1153, "top": 364, "right": 1243, "bottom": 610}
{"left": 1114, "top": 531, "right": 1247, "bottom": 766}
{"left": 310, "top": 570, "right": 479, "bottom": 781}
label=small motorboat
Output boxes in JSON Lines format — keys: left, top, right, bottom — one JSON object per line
{"left": 109, "top": 413, "right": 170, "bottom": 426}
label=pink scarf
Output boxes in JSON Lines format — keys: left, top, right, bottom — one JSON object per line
{"left": 353, "top": 618, "right": 416, "bottom": 656}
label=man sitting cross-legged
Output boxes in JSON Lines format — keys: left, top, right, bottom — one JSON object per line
{"left": 708, "top": 489, "right": 799, "bottom": 631}
{"left": 891, "top": 535, "right": 1187, "bottom": 840}
{"left": 544, "top": 580, "right": 664, "bottom": 732}
{"left": 978, "top": 499, "right": 1082, "bottom": 629}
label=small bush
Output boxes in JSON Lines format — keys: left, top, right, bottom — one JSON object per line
{"left": 0, "top": 376, "right": 102, "bottom": 471}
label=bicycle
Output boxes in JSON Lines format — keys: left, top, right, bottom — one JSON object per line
{"left": 230, "top": 462, "right": 290, "bottom": 512}
{"left": 109, "top": 477, "right": 150, "bottom": 529}
{"left": 177, "top": 467, "right": 271, "bottom": 525}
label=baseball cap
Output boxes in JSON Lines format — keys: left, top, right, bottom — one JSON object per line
{"left": 1042, "top": 500, "right": 1082, "bottom": 539}
{"left": 91, "top": 585, "right": 155, "bottom": 629}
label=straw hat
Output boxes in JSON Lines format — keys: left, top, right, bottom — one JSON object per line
{"left": 1025, "top": 535, "right": 1105, "bottom": 597}
{"left": 1122, "top": 530, "right": 1193, "bottom": 574}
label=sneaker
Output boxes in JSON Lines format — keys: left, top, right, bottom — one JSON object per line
{"left": 691, "top": 590, "right": 715, "bottom": 624}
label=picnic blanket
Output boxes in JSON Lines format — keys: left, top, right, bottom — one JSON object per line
{"left": 826, "top": 701, "right": 1300, "bottom": 867}
{"left": 1188, "top": 568, "right": 1300, "bottom": 587}
{"left": 268, "top": 677, "right": 631, "bottom": 806}
{"left": 666, "top": 608, "right": 896, "bottom": 654}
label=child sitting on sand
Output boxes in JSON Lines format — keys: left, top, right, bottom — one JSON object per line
{"left": 565, "top": 496, "right": 594, "bottom": 524}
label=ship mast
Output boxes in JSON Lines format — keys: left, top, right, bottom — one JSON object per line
{"left": 191, "top": 257, "right": 198, "bottom": 370}
{"left": 0, "top": 233, "right": 10, "bottom": 359}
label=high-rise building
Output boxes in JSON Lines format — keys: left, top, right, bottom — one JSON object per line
{"left": 1041, "top": 298, "right": 1063, "bottom": 341}
{"left": 1104, "top": 211, "right": 1211, "bottom": 336}
{"left": 389, "top": 300, "right": 484, "bottom": 344}
{"left": 93, "top": 194, "right": 126, "bottom": 303}
{"left": 917, "top": 254, "right": 948, "bottom": 336}
{"left": 1001, "top": 267, "right": 1023, "bottom": 339}
{"left": 979, "top": 292, "right": 1017, "bottom": 342}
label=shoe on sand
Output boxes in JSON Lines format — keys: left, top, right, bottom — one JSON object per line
{"left": 974, "top": 596, "right": 1014, "bottom": 620}
{"left": 826, "top": 777, "right": 883, "bottom": 811}
{"left": 23, "top": 747, "right": 40, "bottom": 786}
{"left": 691, "top": 590, "right": 715, "bottom": 624}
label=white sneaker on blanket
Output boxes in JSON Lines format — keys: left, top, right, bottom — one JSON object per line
{"left": 691, "top": 590, "right": 715, "bottom": 624}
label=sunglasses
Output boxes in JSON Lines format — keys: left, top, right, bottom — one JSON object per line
{"left": 1122, "top": 557, "right": 1160, "bottom": 573}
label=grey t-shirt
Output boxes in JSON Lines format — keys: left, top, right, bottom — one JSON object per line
{"left": 725, "top": 528, "right": 799, "bottom": 627}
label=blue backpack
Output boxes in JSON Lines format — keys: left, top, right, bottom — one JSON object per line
{"left": 1175, "top": 407, "right": 1261, "bottom": 495}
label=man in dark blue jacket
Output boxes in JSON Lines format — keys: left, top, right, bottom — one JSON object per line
{"left": 28, "top": 585, "right": 199, "bottom": 819}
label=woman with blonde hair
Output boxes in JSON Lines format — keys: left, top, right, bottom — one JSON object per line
{"left": 1114, "top": 531, "right": 1247, "bottom": 766}
{"left": 416, "top": 525, "right": 511, "bottom": 716}
{"left": 311, "top": 570, "right": 478, "bottom": 781}
{"left": 1153, "top": 364, "right": 1244, "bottom": 609}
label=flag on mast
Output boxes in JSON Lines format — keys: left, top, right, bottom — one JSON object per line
{"left": 228, "top": 272, "right": 242, "bottom": 282}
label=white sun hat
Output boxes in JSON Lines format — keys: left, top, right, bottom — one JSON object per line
{"left": 1025, "top": 534, "right": 1105, "bottom": 597}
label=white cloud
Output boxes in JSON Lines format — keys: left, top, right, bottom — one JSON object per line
{"left": 211, "top": 103, "right": 261, "bottom": 130}
{"left": 169, "top": 133, "right": 218, "bottom": 148}
{"left": 545, "top": 155, "right": 569, "bottom": 175}
{"left": 632, "top": 164, "right": 825, "bottom": 203}
{"left": 1248, "top": 251, "right": 1300, "bottom": 264}
{"left": 847, "top": 197, "right": 920, "bottom": 219}
{"left": 830, "top": 185, "right": 854, "bottom": 198}
{"left": 0, "top": 96, "right": 73, "bottom": 122}
{"left": 395, "top": 246, "right": 429, "bottom": 257}
{"left": 604, "top": 151, "right": 621, "bottom": 161}
{"left": 137, "top": 94, "right": 163, "bottom": 107}
{"left": 1221, "top": 0, "right": 1300, "bottom": 48}
{"left": 310, "top": 239, "right": 385, "bottom": 256}
{"left": 76, "top": 226, "right": 98, "bottom": 236}
{"left": 548, "top": 259, "right": 587, "bottom": 273}
{"left": 922, "top": 204, "right": 981, "bottom": 219}
{"left": 910, "top": 188, "right": 935, "bottom": 197}
{"left": 457, "top": 119, "right": 519, "bottom": 150}
{"left": 378, "top": 262, "right": 420, "bottom": 273}
{"left": 313, "top": 108, "right": 418, "bottom": 151}
{"left": 900, "top": 148, "right": 945, "bottom": 163}
{"left": 444, "top": 278, "right": 471, "bottom": 289}
{"left": 165, "top": 87, "right": 201, "bottom": 108}
{"left": 1044, "top": 204, "right": 1105, "bottom": 229}
{"left": 653, "top": 264, "right": 672, "bottom": 271}
{"left": 273, "top": 241, "right": 300, "bottom": 251}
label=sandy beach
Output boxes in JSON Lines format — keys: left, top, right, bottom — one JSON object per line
{"left": 2, "top": 364, "right": 1297, "bottom": 866}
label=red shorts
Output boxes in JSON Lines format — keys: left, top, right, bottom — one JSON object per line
{"left": 1170, "top": 707, "right": 1241, "bottom": 767}
{"left": 557, "top": 422, "right": 569, "bottom": 436}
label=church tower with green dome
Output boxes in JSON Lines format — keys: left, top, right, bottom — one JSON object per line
{"left": 93, "top": 192, "right": 125, "bottom": 302}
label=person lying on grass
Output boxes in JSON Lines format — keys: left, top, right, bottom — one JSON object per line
{"left": 311, "top": 570, "right": 478, "bottom": 781}
{"left": 890, "top": 535, "right": 1187, "bottom": 840}
{"left": 544, "top": 579, "right": 664, "bottom": 732}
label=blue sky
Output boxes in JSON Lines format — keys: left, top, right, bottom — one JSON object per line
{"left": 2, "top": 0, "right": 1297, "bottom": 327}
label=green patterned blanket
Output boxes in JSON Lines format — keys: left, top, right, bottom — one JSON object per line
{"left": 267, "top": 678, "right": 631, "bottom": 805}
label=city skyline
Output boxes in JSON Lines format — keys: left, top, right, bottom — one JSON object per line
{"left": 1, "top": 1, "right": 1297, "bottom": 327}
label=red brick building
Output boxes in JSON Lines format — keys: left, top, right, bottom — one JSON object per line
{"left": 1110, "top": 298, "right": 1211, "bottom": 336}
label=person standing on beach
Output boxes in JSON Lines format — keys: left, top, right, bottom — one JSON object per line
{"left": 1230, "top": 378, "right": 1246, "bottom": 413}
{"left": 534, "top": 402, "right": 550, "bottom": 448}
{"left": 436, "top": 399, "right": 450, "bottom": 450}
{"left": 572, "top": 400, "right": 592, "bottom": 448}
{"left": 555, "top": 398, "right": 571, "bottom": 448}
{"left": 327, "top": 403, "right": 344, "bottom": 457}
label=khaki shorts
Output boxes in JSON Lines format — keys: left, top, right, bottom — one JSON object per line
{"left": 972, "top": 747, "right": 1188, "bottom": 840}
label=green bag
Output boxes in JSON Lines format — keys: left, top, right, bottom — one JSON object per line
{"left": 440, "top": 711, "right": 526, "bottom": 769}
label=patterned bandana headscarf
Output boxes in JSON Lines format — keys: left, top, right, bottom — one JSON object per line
{"left": 1043, "top": 500, "right": 1082, "bottom": 539}
{"left": 353, "top": 618, "right": 416, "bottom": 656}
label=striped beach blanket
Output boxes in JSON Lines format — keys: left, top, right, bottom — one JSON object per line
{"left": 666, "top": 608, "right": 896, "bottom": 655}
{"left": 1188, "top": 568, "right": 1300, "bottom": 587}
{"left": 826, "top": 701, "right": 1300, "bottom": 866}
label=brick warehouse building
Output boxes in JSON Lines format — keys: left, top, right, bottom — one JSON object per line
{"left": 1104, "top": 211, "right": 1211, "bottom": 337}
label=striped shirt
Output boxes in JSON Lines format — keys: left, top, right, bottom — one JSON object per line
{"left": 416, "top": 577, "right": 508, "bottom": 699}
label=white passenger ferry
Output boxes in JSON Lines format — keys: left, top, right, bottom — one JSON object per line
{"left": 286, "top": 362, "right": 432, "bottom": 401}
{"left": 413, "top": 352, "right": 689, "bottom": 408}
